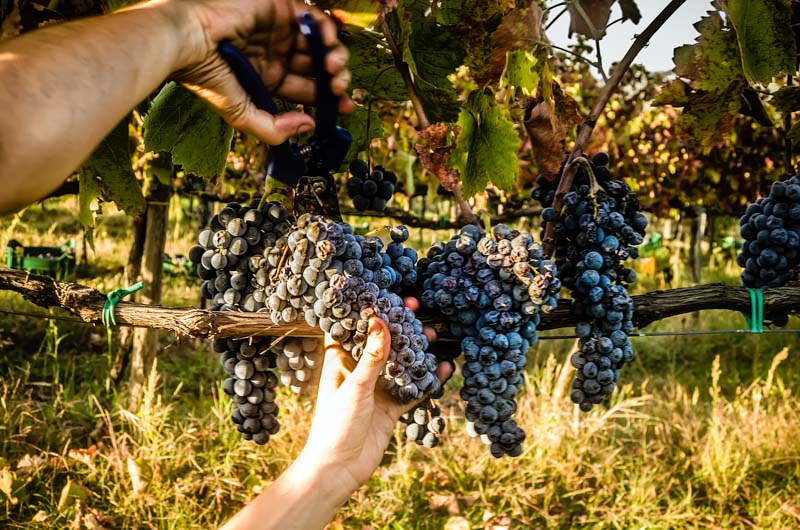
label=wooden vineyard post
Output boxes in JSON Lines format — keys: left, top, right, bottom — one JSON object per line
{"left": 128, "top": 178, "right": 170, "bottom": 407}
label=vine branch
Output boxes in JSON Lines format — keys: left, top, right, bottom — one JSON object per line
{"left": 2, "top": 269, "right": 798, "bottom": 342}
{"left": 542, "top": 0, "right": 687, "bottom": 257}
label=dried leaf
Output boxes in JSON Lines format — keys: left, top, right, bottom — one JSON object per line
{"left": 0, "top": 467, "right": 16, "bottom": 503}
{"left": 619, "top": 0, "right": 641, "bottom": 24}
{"left": 428, "top": 492, "right": 460, "bottom": 514}
{"left": 525, "top": 101, "right": 566, "bottom": 177}
{"left": 0, "top": 0, "right": 21, "bottom": 41}
{"left": 127, "top": 457, "right": 145, "bottom": 496}
{"left": 415, "top": 123, "right": 461, "bottom": 192}
{"left": 567, "top": 0, "right": 614, "bottom": 39}
{"left": 487, "top": 2, "right": 544, "bottom": 81}
{"left": 444, "top": 516, "right": 471, "bottom": 530}
{"left": 16, "top": 453, "right": 49, "bottom": 475}
{"left": 552, "top": 82, "right": 584, "bottom": 127}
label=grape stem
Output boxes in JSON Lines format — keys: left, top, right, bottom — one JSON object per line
{"left": 542, "top": 0, "right": 687, "bottom": 258}
{"left": 378, "top": 11, "right": 479, "bottom": 226}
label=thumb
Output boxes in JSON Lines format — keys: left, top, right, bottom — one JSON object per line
{"left": 349, "top": 318, "right": 390, "bottom": 393}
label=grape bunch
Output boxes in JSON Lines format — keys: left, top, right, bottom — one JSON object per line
{"left": 533, "top": 153, "right": 645, "bottom": 411}
{"left": 400, "top": 400, "right": 446, "bottom": 448}
{"left": 263, "top": 216, "right": 441, "bottom": 403}
{"left": 420, "top": 224, "right": 560, "bottom": 458}
{"left": 737, "top": 175, "right": 800, "bottom": 326}
{"left": 273, "top": 337, "right": 322, "bottom": 394}
{"left": 214, "top": 336, "right": 281, "bottom": 445}
{"left": 191, "top": 203, "right": 444, "bottom": 445}
{"left": 346, "top": 159, "right": 397, "bottom": 212}
{"left": 190, "top": 200, "right": 291, "bottom": 311}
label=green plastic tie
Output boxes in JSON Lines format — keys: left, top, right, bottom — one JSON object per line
{"left": 744, "top": 287, "right": 764, "bottom": 334}
{"left": 102, "top": 281, "right": 144, "bottom": 327}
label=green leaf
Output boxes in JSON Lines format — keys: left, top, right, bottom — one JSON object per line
{"left": 724, "top": 0, "right": 796, "bottom": 84}
{"left": 79, "top": 116, "right": 145, "bottom": 228}
{"left": 449, "top": 89, "right": 520, "bottom": 198}
{"left": 787, "top": 120, "right": 800, "bottom": 145}
{"left": 143, "top": 82, "right": 233, "bottom": 178}
{"left": 389, "top": 0, "right": 466, "bottom": 122}
{"left": 653, "top": 79, "right": 691, "bottom": 107}
{"left": 771, "top": 86, "right": 800, "bottom": 113}
{"left": 676, "top": 81, "right": 745, "bottom": 151}
{"left": 501, "top": 50, "right": 541, "bottom": 96}
{"left": 340, "top": 27, "right": 409, "bottom": 101}
{"left": 673, "top": 12, "right": 744, "bottom": 93}
{"left": 435, "top": 0, "right": 505, "bottom": 84}
{"left": 336, "top": 105, "right": 385, "bottom": 171}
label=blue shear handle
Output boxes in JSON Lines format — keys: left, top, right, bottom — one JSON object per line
{"left": 217, "top": 40, "right": 303, "bottom": 186}
{"left": 298, "top": 13, "right": 336, "bottom": 138}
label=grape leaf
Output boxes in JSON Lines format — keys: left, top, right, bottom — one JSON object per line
{"left": 79, "top": 115, "right": 145, "bottom": 217}
{"left": 677, "top": 81, "right": 745, "bottom": 151}
{"left": 143, "top": 82, "right": 233, "bottom": 178}
{"left": 619, "top": 0, "right": 641, "bottom": 24}
{"left": 524, "top": 100, "right": 566, "bottom": 177}
{"left": 552, "top": 82, "right": 584, "bottom": 128}
{"left": 415, "top": 123, "right": 460, "bottom": 191}
{"left": 435, "top": 0, "right": 507, "bottom": 84}
{"left": 501, "top": 50, "right": 541, "bottom": 96}
{"left": 336, "top": 105, "right": 385, "bottom": 172}
{"left": 653, "top": 78, "right": 691, "bottom": 107}
{"left": 389, "top": 0, "right": 465, "bottom": 122}
{"left": 672, "top": 12, "right": 744, "bottom": 93}
{"left": 340, "top": 26, "right": 408, "bottom": 101}
{"left": 771, "top": 86, "right": 800, "bottom": 113}
{"left": 449, "top": 89, "right": 520, "bottom": 198}
{"left": 724, "top": 0, "right": 796, "bottom": 84}
{"left": 787, "top": 120, "right": 800, "bottom": 144}
{"left": 487, "top": 2, "right": 544, "bottom": 82}
{"left": 567, "top": 0, "right": 614, "bottom": 39}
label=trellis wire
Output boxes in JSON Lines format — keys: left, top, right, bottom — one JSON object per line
{"left": 1, "top": 308, "right": 798, "bottom": 341}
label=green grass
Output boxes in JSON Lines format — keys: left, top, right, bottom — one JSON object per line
{"left": 1, "top": 199, "right": 799, "bottom": 528}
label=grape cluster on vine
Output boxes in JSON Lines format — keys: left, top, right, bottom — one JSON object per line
{"left": 533, "top": 153, "right": 646, "bottom": 411}
{"left": 346, "top": 159, "right": 397, "bottom": 212}
{"left": 420, "top": 223, "right": 560, "bottom": 458}
{"left": 737, "top": 174, "right": 800, "bottom": 326}
{"left": 190, "top": 203, "right": 442, "bottom": 444}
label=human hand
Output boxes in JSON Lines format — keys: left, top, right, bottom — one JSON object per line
{"left": 161, "top": 0, "right": 353, "bottom": 144}
{"left": 295, "top": 310, "right": 453, "bottom": 500}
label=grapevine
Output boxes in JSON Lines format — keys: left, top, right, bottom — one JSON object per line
{"left": 737, "top": 174, "right": 800, "bottom": 326}
{"left": 533, "top": 153, "right": 646, "bottom": 411}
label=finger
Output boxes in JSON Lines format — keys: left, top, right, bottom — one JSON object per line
{"left": 402, "top": 296, "right": 420, "bottom": 312}
{"left": 349, "top": 317, "right": 390, "bottom": 394}
{"left": 272, "top": 70, "right": 352, "bottom": 102}
{"left": 436, "top": 360, "right": 455, "bottom": 384}
{"left": 422, "top": 326, "right": 437, "bottom": 344}
{"left": 317, "top": 333, "right": 349, "bottom": 400}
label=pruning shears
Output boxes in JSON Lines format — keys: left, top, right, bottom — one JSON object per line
{"left": 217, "top": 12, "right": 352, "bottom": 219}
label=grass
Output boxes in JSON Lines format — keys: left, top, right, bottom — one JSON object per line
{"left": 0, "top": 198, "right": 799, "bottom": 528}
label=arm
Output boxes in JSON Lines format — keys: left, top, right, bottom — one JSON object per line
{"left": 0, "top": 0, "right": 350, "bottom": 214}
{"left": 222, "top": 316, "right": 453, "bottom": 530}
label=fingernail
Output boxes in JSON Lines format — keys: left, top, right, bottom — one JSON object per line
{"left": 297, "top": 123, "right": 314, "bottom": 135}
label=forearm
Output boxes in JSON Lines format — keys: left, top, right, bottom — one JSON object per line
{"left": 221, "top": 451, "right": 358, "bottom": 530}
{"left": 0, "top": 0, "right": 202, "bottom": 213}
